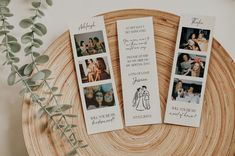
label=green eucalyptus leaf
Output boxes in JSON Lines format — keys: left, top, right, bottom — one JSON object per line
{"left": 1, "top": 49, "right": 7, "bottom": 54}
{"left": 67, "top": 149, "right": 77, "bottom": 156}
{"left": 80, "top": 144, "right": 88, "bottom": 148}
{"left": 64, "top": 126, "right": 72, "bottom": 132}
{"left": 2, "top": 35, "right": 17, "bottom": 43}
{"left": 0, "top": 30, "right": 9, "bottom": 36}
{"left": 38, "top": 105, "right": 61, "bottom": 117}
{"left": 46, "top": 0, "right": 53, "bottom": 6}
{"left": 3, "top": 21, "right": 10, "bottom": 26}
{"left": 58, "top": 104, "right": 73, "bottom": 112}
{"left": 32, "top": 1, "right": 41, "bottom": 8}
{"left": 6, "top": 25, "right": 14, "bottom": 30}
{"left": 25, "top": 51, "right": 32, "bottom": 56}
{"left": 39, "top": 97, "right": 46, "bottom": 101}
{"left": 70, "top": 125, "right": 77, "bottom": 129}
{"left": 24, "top": 63, "right": 34, "bottom": 76}
{"left": 34, "top": 23, "right": 47, "bottom": 35}
{"left": 51, "top": 87, "right": 58, "bottom": 92}
{"left": 12, "top": 57, "right": 20, "bottom": 63}
{"left": 53, "top": 93, "right": 63, "bottom": 97}
{"left": 31, "top": 71, "right": 45, "bottom": 81}
{"left": 7, "top": 60, "right": 13, "bottom": 65}
{"left": 28, "top": 83, "right": 39, "bottom": 87}
{"left": 47, "top": 106, "right": 60, "bottom": 113}
{"left": 31, "top": 93, "right": 39, "bottom": 98}
{"left": 64, "top": 114, "right": 78, "bottom": 118}
{"left": 21, "top": 36, "right": 32, "bottom": 44}
{"left": 8, "top": 51, "right": 14, "bottom": 57}
{"left": 32, "top": 27, "right": 43, "bottom": 36}
{"left": 22, "top": 32, "right": 33, "bottom": 39}
{"left": 2, "top": 61, "right": 7, "bottom": 65}
{"left": 26, "top": 79, "right": 36, "bottom": 86}
{"left": 51, "top": 112, "right": 62, "bottom": 117}
{"left": 8, "top": 72, "right": 16, "bottom": 86}
{"left": 19, "top": 88, "right": 29, "bottom": 95}
{"left": 24, "top": 45, "right": 32, "bottom": 53}
{"left": 40, "top": 69, "right": 51, "bottom": 79}
{"left": 33, "top": 38, "right": 43, "bottom": 45}
{"left": 3, "top": 13, "right": 13, "bottom": 17}
{"left": 0, "top": 16, "right": 6, "bottom": 20}
{"left": 35, "top": 55, "right": 49, "bottom": 64}
{"left": 8, "top": 41, "right": 21, "bottom": 53}
{"left": 14, "top": 76, "right": 28, "bottom": 84}
{"left": 37, "top": 9, "right": 45, "bottom": 16}
{"left": 32, "top": 52, "right": 40, "bottom": 57}
{"left": 56, "top": 124, "right": 65, "bottom": 129}
{"left": 45, "top": 104, "right": 72, "bottom": 113}
{"left": 18, "top": 64, "right": 28, "bottom": 76}
{"left": 37, "top": 107, "right": 46, "bottom": 118}
{"left": 21, "top": 32, "right": 33, "bottom": 44}
{"left": 19, "top": 19, "right": 33, "bottom": 28}
{"left": 11, "top": 65, "right": 18, "bottom": 73}
{"left": 30, "top": 84, "right": 41, "bottom": 91}
{"left": 0, "top": 0, "right": 10, "bottom": 7}
{"left": 0, "top": 6, "right": 10, "bottom": 13}
{"left": 6, "top": 52, "right": 11, "bottom": 60}
{"left": 32, "top": 42, "right": 40, "bottom": 48}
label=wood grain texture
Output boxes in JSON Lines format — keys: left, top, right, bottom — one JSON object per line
{"left": 22, "top": 9, "right": 235, "bottom": 156}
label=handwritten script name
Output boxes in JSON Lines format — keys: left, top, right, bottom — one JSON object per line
{"left": 191, "top": 17, "right": 203, "bottom": 26}
{"left": 78, "top": 21, "right": 95, "bottom": 31}
{"left": 169, "top": 111, "right": 197, "bottom": 118}
{"left": 132, "top": 77, "right": 148, "bottom": 85}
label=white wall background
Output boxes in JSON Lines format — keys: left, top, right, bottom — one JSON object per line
{"left": 0, "top": 0, "right": 234, "bottom": 155}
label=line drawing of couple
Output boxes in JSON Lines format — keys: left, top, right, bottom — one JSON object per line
{"left": 132, "top": 86, "right": 150, "bottom": 111}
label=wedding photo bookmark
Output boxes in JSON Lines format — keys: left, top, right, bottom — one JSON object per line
{"left": 164, "top": 14, "right": 215, "bottom": 127}
{"left": 69, "top": 16, "right": 123, "bottom": 134}
{"left": 117, "top": 17, "right": 162, "bottom": 126}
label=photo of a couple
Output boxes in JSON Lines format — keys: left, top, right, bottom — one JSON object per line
{"left": 74, "top": 30, "right": 106, "bottom": 57}
{"left": 175, "top": 53, "right": 206, "bottom": 78}
{"left": 79, "top": 57, "right": 111, "bottom": 83}
{"left": 179, "top": 27, "right": 210, "bottom": 52}
{"left": 84, "top": 83, "right": 115, "bottom": 110}
{"left": 171, "top": 79, "right": 202, "bottom": 104}
{"left": 132, "top": 86, "right": 150, "bottom": 111}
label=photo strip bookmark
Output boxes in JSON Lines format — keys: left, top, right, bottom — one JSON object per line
{"left": 117, "top": 17, "right": 162, "bottom": 126}
{"left": 69, "top": 16, "right": 123, "bottom": 134}
{"left": 164, "top": 14, "right": 215, "bottom": 127}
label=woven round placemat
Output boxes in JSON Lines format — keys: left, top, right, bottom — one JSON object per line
{"left": 22, "top": 9, "right": 235, "bottom": 156}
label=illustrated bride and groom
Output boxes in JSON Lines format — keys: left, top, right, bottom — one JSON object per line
{"left": 132, "top": 86, "right": 150, "bottom": 111}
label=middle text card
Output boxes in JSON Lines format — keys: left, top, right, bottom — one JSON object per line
{"left": 117, "top": 17, "right": 162, "bottom": 126}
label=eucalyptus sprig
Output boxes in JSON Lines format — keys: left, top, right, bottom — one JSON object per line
{"left": 0, "top": 0, "right": 86, "bottom": 155}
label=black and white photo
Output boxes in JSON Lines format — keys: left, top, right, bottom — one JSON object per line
{"left": 179, "top": 27, "right": 211, "bottom": 52}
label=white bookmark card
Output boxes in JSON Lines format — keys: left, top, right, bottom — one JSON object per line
{"left": 117, "top": 17, "right": 162, "bottom": 126}
{"left": 164, "top": 14, "right": 215, "bottom": 127}
{"left": 69, "top": 16, "right": 123, "bottom": 134}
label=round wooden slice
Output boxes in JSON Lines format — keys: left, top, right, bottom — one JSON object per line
{"left": 22, "top": 9, "right": 235, "bottom": 156}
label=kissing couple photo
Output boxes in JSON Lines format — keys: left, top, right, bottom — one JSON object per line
{"left": 179, "top": 27, "right": 211, "bottom": 52}
{"left": 132, "top": 86, "right": 150, "bottom": 111}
